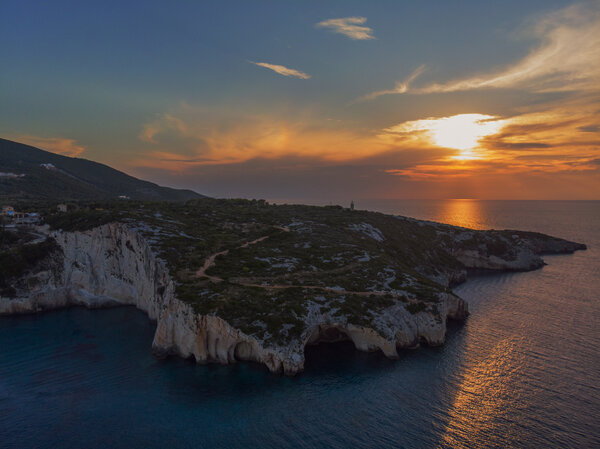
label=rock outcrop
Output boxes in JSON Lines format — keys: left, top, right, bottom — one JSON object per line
{"left": 0, "top": 224, "right": 168, "bottom": 320}
{"left": 453, "top": 248, "right": 544, "bottom": 271}
{"left": 0, "top": 223, "right": 473, "bottom": 375}
{"left": 446, "top": 229, "right": 586, "bottom": 272}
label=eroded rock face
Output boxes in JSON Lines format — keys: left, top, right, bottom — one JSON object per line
{"left": 151, "top": 297, "right": 306, "bottom": 374}
{"left": 0, "top": 224, "right": 170, "bottom": 319}
{"left": 448, "top": 229, "right": 586, "bottom": 272}
{"left": 0, "top": 223, "right": 470, "bottom": 375}
{"left": 453, "top": 248, "right": 544, "bottom": 271}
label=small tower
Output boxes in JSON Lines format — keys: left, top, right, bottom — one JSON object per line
{"left": 350, "top": 200, "right": 355, "bottom": 211}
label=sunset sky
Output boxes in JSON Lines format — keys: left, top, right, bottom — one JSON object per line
{"left": 1, "top": 0, "right": 599, "bottom": 200}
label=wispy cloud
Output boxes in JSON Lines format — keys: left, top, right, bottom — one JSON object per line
{"left": 360, "top": 3, "right": 600, "bottom": 100}
{"left": 139, "top": 114, "right": 188, "bottom": 143}
{"left": 249, "top": 61, "right": 311, "bottom": 79}
{"left": 413, "top": 3, "right": 600, "bottom": 94}
{"left": 359, "top": 65, "right": 426, "bottom": 101}
{"left": 13, "top": 135, "right": 86, "bottom": 157}
{"left": 316, "top": 17, "right": 375, "bottom": 40}
{"left": 383, "top": 155, "right": 600, "bottom": 182}
{"left": 578, "top": 125, "right": 599, "bottom": 133}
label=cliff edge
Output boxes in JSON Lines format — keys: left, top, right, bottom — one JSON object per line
{"left": 0, "top": 200, "right": 586, "bottom": 375}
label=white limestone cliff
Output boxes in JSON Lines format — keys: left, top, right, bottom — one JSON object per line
{"left": 453, "top": 248, "right": 544, "bottom": 271}
{"left": 0, "top": 223, "right": 468, "bottom": 375}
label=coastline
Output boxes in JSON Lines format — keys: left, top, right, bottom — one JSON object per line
{"left": 0, "top": 217, "right": 585, "bottom": 375}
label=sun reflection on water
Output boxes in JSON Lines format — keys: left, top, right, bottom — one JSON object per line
{"left": 436, "top": 199, "right": 486, "bottom": 230}
{"left": 439, "top": 337, "right": 527, "bottom": 448}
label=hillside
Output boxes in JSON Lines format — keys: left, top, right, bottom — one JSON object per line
{"left": 0, "top": 138, "right": 202, "bottom": 202}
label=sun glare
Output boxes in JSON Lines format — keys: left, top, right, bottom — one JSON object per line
{"left": 430, "top": 114, "right": 503, "bottom": 154}
{"left": 384, "top": 113, "right": 505, "bottom": 159}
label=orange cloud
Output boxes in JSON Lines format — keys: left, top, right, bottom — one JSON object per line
{"left": 139, "top": 114, "right": 188, "bottom": 143}
{"left": 132, "top": 106, "right": 387, "bottom": 172}
{"left": 384, "top": 165, "right": 474, "bottom": 180}
{"left": 380, "top": 93, "right": 600, "bottom": 182}
{"left": 132, "top": 78, "right": 600, "bottom": 198}
{"left": 385, "top": 156, "right": 598, "bottom": 181}
{"left": 12, "top": 135, "right": 86, "bottom": 157}
{"left": 481, "top": 96, "right": 600, "bottom": 160}
{"left": 134, "top": 100, "right": 600, "bottom": 183}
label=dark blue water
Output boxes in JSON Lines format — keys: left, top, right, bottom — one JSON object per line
{"left": 1, "top": 200, "right": 599, "bottom": 448}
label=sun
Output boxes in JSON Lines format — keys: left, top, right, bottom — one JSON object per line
{"left": 383, "top": 113, "right": 505, "bottom": 159}
{"left": 429, "top": 114, "right": 504, "bottom": 158}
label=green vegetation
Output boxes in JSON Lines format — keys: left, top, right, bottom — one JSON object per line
{"left": 0, "top": 237, "right": 60, "bottom": 297}
{"left": 45, "top": 209, "right": 123, "bottom": 232}
{"left": 90, "top": 198, "right": 464, "bottom": 344}
{"left": 10, "top": 195, "right": 557, "bottom": 345}
{"left": 406, "top": 302, "right": 428, "bottom": 314}
{"left": 332, "top": 294, "right": 396, "bottom": 326}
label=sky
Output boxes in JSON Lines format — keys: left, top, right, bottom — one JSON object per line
{"left": 1, "top": 0, "right": 599, "bottom": 201}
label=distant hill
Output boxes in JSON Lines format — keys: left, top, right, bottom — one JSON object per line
{"left": 0, "top": 138, "right": 203, "bottom": 202}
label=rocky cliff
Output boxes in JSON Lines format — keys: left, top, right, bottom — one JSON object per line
{"left": 0, "top": 212, "right": 586, "bottom": 375}
{"left": 0, "top": 223, "right": 472, "bottom": 374}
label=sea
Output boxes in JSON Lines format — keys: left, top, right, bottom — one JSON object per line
{"left": 1, "top": 200, "right": 598, "bottom": 449}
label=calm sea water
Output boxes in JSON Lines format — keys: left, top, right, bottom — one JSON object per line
{"left": 1, "top": 200, "right": 599, "bottom": 448}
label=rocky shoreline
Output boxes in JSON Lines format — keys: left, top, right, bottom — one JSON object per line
{"left": 0, "top": 222, "right": 584, "bottom": 375}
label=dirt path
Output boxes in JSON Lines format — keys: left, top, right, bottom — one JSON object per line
{"left": 239, "top": 235, "right": 270, "bottom": 248}
{"left": 195, "top": 227, "right": 399, "bottom": 298}
{"left": 195, "top": 249, "right": 230, "bottom": 282}
{"left": 195, "top": 227, "right": 286, "bottom": 281}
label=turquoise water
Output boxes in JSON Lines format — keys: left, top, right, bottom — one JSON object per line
{"left": 1, "top": 200, "right": 599, "bottom": 448}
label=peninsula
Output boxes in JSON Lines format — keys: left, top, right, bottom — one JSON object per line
{"left": 0, "top": 198, "right": 586, "bottom": 374}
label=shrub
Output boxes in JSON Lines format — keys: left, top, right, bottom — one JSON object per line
{"left": 406, "top": 302, "right": 427, "bottom": 314}
{"left": 0, "top": 238, "right": 60, "bottom": 289}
